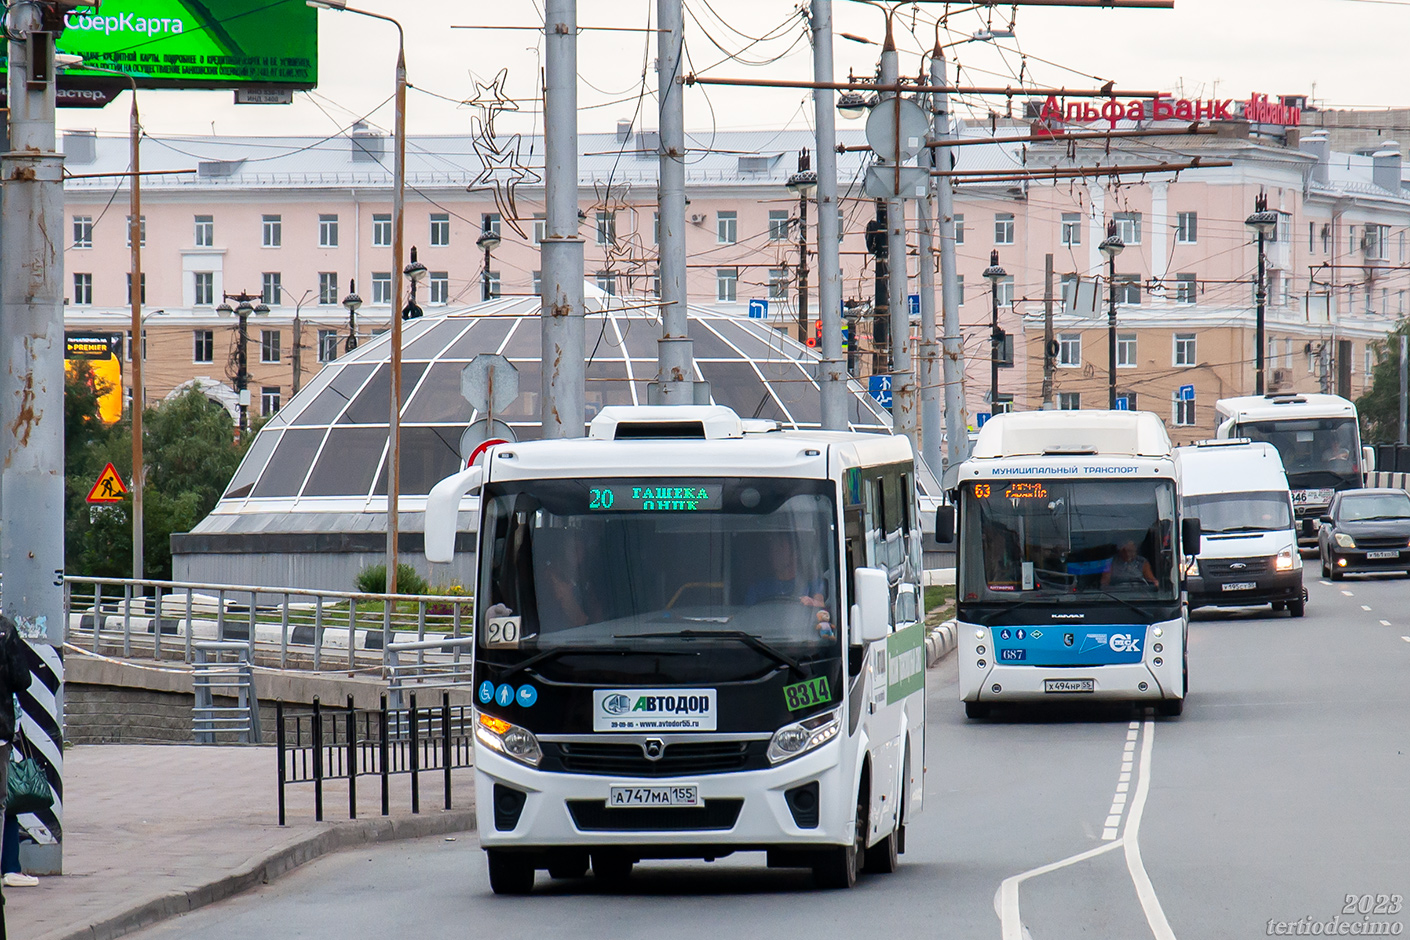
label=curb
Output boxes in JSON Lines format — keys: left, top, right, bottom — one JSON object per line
{"left": 925, "top": 620, "right": 957, "bottom": 667}
{"left": 42, "top": 809, "right": 477, "bottom": 940}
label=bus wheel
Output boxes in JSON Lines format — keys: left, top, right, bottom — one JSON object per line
{"left": 591, "top": 852, "right": 633, "bottom": 885}
{"left": 1157, "top": 696, "right": 1184, "bottom": 717}
{"left": 965, "top": 701, "right": 990, "bottom": 719}
{"left": 863, "top": 825, "right": 899, "bottom": 874}
{"left": 486, "top": 850, "right": 535, "bottom": 895}
{"left": 547, "top": 850, "right": 589, "bottom": 880}
{"left": 1288, "top": 596, "right": 1306, "bottom": 617}
{"left": 815, "top": 780, "right": 867, "bottom": 889}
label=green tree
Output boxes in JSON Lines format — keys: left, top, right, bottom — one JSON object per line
{"left": 1356, "top": 320, "right": 1410, "bottom": 444}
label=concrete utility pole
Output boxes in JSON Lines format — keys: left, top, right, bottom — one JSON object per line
{"left": 385, "top": 36, "right": 407, "bottom": 596}
{"left": 811, "top": 0, "right": 847, "bottom": 430}
{"left": 654, "top": 0, "right": 696, "bottom": 405}
{"left": 541, "top": 0, "right": 586, "bottom": 436}
{"left": 1400, "top": 333, "right": 1407, "bottom": 445}
{"left": 1, "top": 5, "right": 66, "bottom": 874}
{"left": 794, "top": 148, "right": 811, "bottom": 345}
{"left": 128, "top": 83, "right": 145, "bottom": 584}
{"left": 880, "top": 21, "right": 915, "bottom": 446}
{"left": 915, "top": 168, "right": 941, "bottom": 474}
{"left": 932, "top": 45, "right": 971, "bottom": 471}
{"left": 869, "top": 201, "right": 889, "bottom": 377}
{"left": 1042, "top": 253, "right": 1055, "bottom": 408}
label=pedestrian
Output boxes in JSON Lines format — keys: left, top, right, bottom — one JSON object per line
{"left": 0, "top": 615, "right": 35, "bottom": 937}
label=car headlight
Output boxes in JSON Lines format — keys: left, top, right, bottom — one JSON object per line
{"left": 767, "top": 707, "right": 842, "bottom": 765}
{"left": 1333, "top": 532, "right": 1356, "bottom": 549}
{"left": 1274, "top": 549, "right": 1295, "bottom": 571}
{"left": 475, "top": 710, "right": 543, "bottom": 767}
{"left": 1181, "top": 558, "right": 1199, "bottom": 577}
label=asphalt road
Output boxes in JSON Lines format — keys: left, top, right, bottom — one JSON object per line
{"left": 130, "top": 574, "right": 1410, "bottom": 940}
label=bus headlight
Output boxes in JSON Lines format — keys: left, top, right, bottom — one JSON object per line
{"left": 475, "top": 710, "right": 543, "bottom": 767}
{"left": 1334, "top": 533, "right": 1356, "bottom": 549}
{"left": 1274, "top": 549, "right": 1296, "bottom": 571}
{"left": 768, "top": 707, "right": 842, "bottom": 765}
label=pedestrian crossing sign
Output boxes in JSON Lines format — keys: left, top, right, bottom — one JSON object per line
{"left": 86, "top": 463, "right": 128, "bottom": 504}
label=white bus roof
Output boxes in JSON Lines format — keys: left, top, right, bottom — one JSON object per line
{"left": 1175, "top": 440, "right": 1289, "bottom": 497}
{"left": 1214, "top": 393, "right": 1357, "bottom": 422}
{"left": 969, "top": 410, "right": 1174, "bottom": 459}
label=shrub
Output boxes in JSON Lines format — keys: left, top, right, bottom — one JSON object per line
{"left": 355, "top": 563, "right": 430, "bottom": 596}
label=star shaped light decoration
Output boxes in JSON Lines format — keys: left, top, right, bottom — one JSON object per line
{"left": 468, "top": 119, "right": 541, "bottom": 240}
{"left": 467, "top": 67, "right": 519, "bottom": 138}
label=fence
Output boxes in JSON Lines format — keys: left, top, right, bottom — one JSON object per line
{"left": 275, "top": 693, "right": 475, "bottom": 825}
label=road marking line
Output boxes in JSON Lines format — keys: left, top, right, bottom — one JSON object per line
{"left": 1101, "top": 827, "right": 1119, "bottom": 841}
{"left": 1123, "top": 741, "right": 1136, "bottom": 752}
{"left": 1119, "top": 772, "right": 1131, "bottom": 782}
{"left": 1342, "top": 590, "right": 1355, "bottom": 596}
{"left": 1123, "top": 719, "right": 1177, "bottom": 940}
{"left": 1122, "top": 761, "right": 1133, "bottom": 773}
{"left": 1320, "top": 580, "right": 1332, "bottom": 586}
{"left": 1128, "top": 721, "right": 1140, "bottom": 730}
{"left": 997, "top": 839, "right": 1125, "bottom": 940}
{"left": 1402, "top": 636, "right": 1410, "bottom": 643}
{"left": 1362, "top": 605, "right": 1372, "bottom": 611}
{"left": 1381, "top": 620, "right": 1392, "bottom": 627}
{"left": 1113, "top": 792, "right": 1128, "bottom": 804}
{"left": 1117, "top": 781, "right": 1129, "bottom": 793}
{"left": 1127, "top": 729, "right": 1139, "bottom": 741}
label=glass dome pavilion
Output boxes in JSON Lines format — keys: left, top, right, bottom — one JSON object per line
{"left": 172, "top": 294, "right": 897, "bottom": 590}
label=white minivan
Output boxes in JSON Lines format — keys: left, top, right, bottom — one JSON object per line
{"left": 1178, "top": 439, "right": 1305, "bottom": 617}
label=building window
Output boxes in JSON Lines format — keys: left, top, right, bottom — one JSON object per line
{"left": 126, "top": 273, "right": 146, "bottom": 305}
{"left": 837, "top": 208, "right": 845, "bottom": 243}
{"left": 1057, "top": 391, "right": 1081, "bottom": 411}
{"left": 1173, "top": 333, "right": 1197, "bottom": 367}
{"left": 318, "top": 214, "right": 339, "bottom": 248}
{"left": 318, "top": 272, "right": 338, "bottom": 305}
{"left": 317, "top": 329, "right": 339, "bottom": 363}
{"left": 260, "top": 329, "right": 281, "bottom": 364}
{"left": 72, "top": 272, "right": 92, "bottom": 305}
{"left": 483, "top": 271, "right": 501, "bottom": 300}
{"left": 262, "top": 272, "right": 282, "bottom": 305}
{"left": 1115, "top": 274, "right": 1141, "bottom": 305}
{"left": 430, "top": 213, "right": 451, "bottom": 247}
{"left": 994, "top": 212, "right": 1015, "bottom": 245}
{"left": 996, "top": 332, "right": 1014, "bottom": 368}
{"left": 1176, "top": 212, "right": 1197, "bottom": 244}
{"left": 652, "top": 271, "right": 661, "bottom": 298}
{"left": 596, "top": 211, "right": 616, "bottom": 246}
{"left": 193, "top": 330, "right": 214, "bottom": 364}
{"left": 1278, "top": 211, "right": 1292, "bottom": 244}
{"left": 125, "top": 215, "right": 146, "bottom": 247}
{"left": 652, "top": 211, "right": 660, "bottom": 244}
{"left": 1172, "top": 391, "right": 1195, "bottom": 427}
{"left": 769, "top": 210, "right": 790, "bottom": 242}
{"left": 261, "top": 386, "right": 281, "bottom": 416}
{"left": 996, "top": 276, "right": 1014, "bottom": 306}
{"left": 73, "top": 215, "right": 93, "bottom": 248}
{"left": 261, "top": 214, "right": 281, "bottom": 248}
{"left": 716, "top": 267, "right": 738, "bottom": 302}
{"left": 953, "top": 213, "right": 965, "bottom": 245}
{"left": 1174, "top": 273, "right": 1197, "bottom": 304}
{"left": 992, "top": 394, "right": 1014, "bottom": 415}
{"left": 1114, "top": 211, "right": 1142, "bottom": 245}
{"left": 125, "top": 330, "right": 146, "bottom": 362}
{"left": 1364, "top": 223, "right": 1390, "bottom": 260}
{"left": 1057, "top": 332, "right": 1081, "bottom": 367}
{"left": 532, "top": 270, "right": 542, "bottom": 296}
{"left": 533, "top": 214, "right": 546, "bottom": 244}
{"left": 372, "top": 272, "right": 392, "bottom": 304}
{"left": 372, "top": 214, "right": 392, "bottom": 247}
{"left": 716, "top": 211, "right": 737, "bottom": 245}
{"left": 594, "top": 271, "right": 617, "bottom": 297}
{"left": 768, "top": 267, "right": 788, "bottom": 300}
{"left": 1366, "top": 345, "right": 1375, "bottom": 376}
{"left": 1117, "top": 331, "right": 1137, "bottom": 367}
{"left": 481, "top": 213, "right": 501, "bottom": 240}
{"left": 193, "top": 272, "right": 214, "bottom": 306}
{"left": 955, "top": 274, "right": 964, "bottom": 305}
{"left": 194, "top": 215, "right": 214, "bottom": 247}
{"left": 429, "top": 271, "right": 449, "bottom": 305}
{"left": 1060, "top": 212, "right": 1081, "bottom": 246}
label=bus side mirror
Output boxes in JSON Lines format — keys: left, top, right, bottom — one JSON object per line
{"left": 425, "top": 465, "right": 484, "bottom": 563}
{"left": 1181, "top": 517, "right": 1201, "bottom": 557}
{"left": 854, "top": 568, "right": 890, "bottom": 645}
{"left": 1363, "top": 446, "right": 1376, "bottom": 473}
{"left": 934, "top": 505, "right": 955, "bottom": 544}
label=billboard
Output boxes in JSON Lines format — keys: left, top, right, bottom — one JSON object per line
{"left": 1, "top": 0, "right": 317, "bottom": 90}
{"left": 65, "top": 332, "right": 125, "bottom": 425}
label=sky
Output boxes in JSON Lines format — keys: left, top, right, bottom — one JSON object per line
{"left": 54, "top": 0, "right": 1410, "bottom": 145}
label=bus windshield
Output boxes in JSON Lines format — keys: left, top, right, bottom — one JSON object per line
{"left": 1183, "top": 491, "right": 1293, "bottom": 533}
{"left": 1237, "top": 417, "right": 1359, "bottom": 488}
{"left": 959, "top": 479, "right": 1178, "bottom": 603}
{"left": 476, "top": 478, "right": 840, "bottom": 676}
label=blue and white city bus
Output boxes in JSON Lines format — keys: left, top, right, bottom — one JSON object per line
{"left": 937, "top": 411, "right": 1197, "bottom": 719}
{"left": 425, "top": 406, "right": 927, "bottom": 894}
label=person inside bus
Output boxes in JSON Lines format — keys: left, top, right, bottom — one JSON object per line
{"left": 1325, "top": 437, "right": 1354, "bottom": 472}
{"left": 1102, "top": 540, "right": 1157, "bottom": 587}
{"left": 745, "top": 535, "right": 834, "bottom": 638}
{"left": 535, "top": 534, "right": 606, "bottom": 630}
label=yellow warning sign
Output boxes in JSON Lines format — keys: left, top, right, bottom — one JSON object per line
{"left": 86, "top": 463, "right": 128, "bottom": 504}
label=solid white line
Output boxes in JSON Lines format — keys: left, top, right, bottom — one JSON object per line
{"left": 1123, "top": 719, "right": 1177, "bottom": 940}
{"left": 997, "top": 839, "right": 1125, "bottom": 940}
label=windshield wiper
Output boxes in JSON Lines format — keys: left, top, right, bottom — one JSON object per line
{"left": 974, "top": 597, "right": 1059, "bottom": 626}
{"left": 1207, "top": 525, "right": 1276, "bottom": 533}
{"left": 1088, "top": 590, "right": 1157, "bottom": 620}
{"left": 624, "top": 630, "right": 808, "bottom": 678}
{"left": 1353, "top": 514, "right": 1410, "bottom": 521}
{"left": 495, "top": 644, "right": 690, "bottom": 682}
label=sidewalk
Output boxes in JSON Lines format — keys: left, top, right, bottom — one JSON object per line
{"left": 7, "top": 745, "right": 476, "bottom": 940}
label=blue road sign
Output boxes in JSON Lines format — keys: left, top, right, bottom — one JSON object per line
{"left": 1178, "top": 384, "right": 1195, "bottom": 401}
{"left": 868, "top": 374, "right": 893, "bottom": 410}
{"left": 748, "top": 299, "right": 768, "bottom": 319}
{"left": 977, "top": 412, "right": 992, "bottom": 427}
{"left": 1114, "top": 396, "right": 1130, "bottom": 411}
{"left": 908, "top": 293, "right": 920, "bottom": 320}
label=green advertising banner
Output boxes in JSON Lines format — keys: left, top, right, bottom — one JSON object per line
{"left": 885, "top": 621, "right": 926, "bottom": 705}
{"left": 2, "top": 0, "right": 317, "bottom": 89}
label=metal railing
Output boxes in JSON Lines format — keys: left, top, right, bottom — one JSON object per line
{"left": 62, "top": 575, "right": 475, "bottom": 673}
{"left": 275, "top": 693, "right": 474, "bottom": 824}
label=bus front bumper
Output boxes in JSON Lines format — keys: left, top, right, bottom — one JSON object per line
{"left": 959, "top": 625, "right": 1184, "bottom": 704}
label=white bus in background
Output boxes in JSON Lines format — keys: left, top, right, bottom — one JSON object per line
{"left": 938, "top": 411, "right": 1196, "bottom": 719}
{"left": 1215, "top": 393, "right": 1373, "bottom": 544}
{"left": 1177, "top": 439, "right": 1305, "bottom": 617}
{"left": 425, "top": 406, "right": 927, "bottom": 894}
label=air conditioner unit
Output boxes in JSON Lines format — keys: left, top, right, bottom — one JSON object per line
{"left": 1270, "top": 368, "right": 1291, "bottom": 387}
{"left": 689, "top": 214, "right": 706, "bottom": 225}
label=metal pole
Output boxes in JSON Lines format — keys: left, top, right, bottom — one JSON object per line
{"left": 291, "top": 304, "right": 303, "bottom": 395}
{"left": 386, "top": 39, "right": 408, "bottom": 596}
{"left": 1042, "top": 254, "right": 1055, "bottom": 408}
{"left": 541, "top": 0, "right": 586, "bottom": 437}
{"left": 1400, "top": 333, "right": 1408, "bottom": 446}
{"left": 796, "top": 156, "right": 810, "bottom": 344}
{"left": 1108, "top": 254, "right": 1118, "bottom": 410}
{"left": 129, "top": 88, "right": 144, "bottom": 583}
{"left": 237, "top": 307, "right": 249, "bottom": 434}
{"left": 916, "top": 179, "right": 941, "bottom": 474}
{"left": 871, "top": 201, "right": 889, "bottom": 377}
{"left": 482, "top": 245, "right": 491, "bottom": 301}
{"left": 932, "top": 46, "right": 970, "bottom": 470}
{"left": 880, "top": 20, "right": 914, "bottom": 447}
{"left": 1255, "top": 229, "right": 1267, "bottom": 396}
{"left": 812, "top": 0, "right": 846, "bottom": 430}
{"left": 656, "top": 0, "right": 695, "bottom": 404}
{"left": 990, "top": 277, "right": 1001, "bottom": 411}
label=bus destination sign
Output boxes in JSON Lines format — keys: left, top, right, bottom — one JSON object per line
{"left": 588, "top": 483, "right": 724, "bottom": 512}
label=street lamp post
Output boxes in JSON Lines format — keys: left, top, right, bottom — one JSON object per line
{"left": 343, "top": 280, "right": 362, "bottom": 352}
{"left": 785, "top": 149, "right": 817, "bottom": 344}
{"left": 308, "top": 0, "right": 408, "bottom": 596}
{"left": 1245, "top": 193, "right": 1279, "bottom": 396}
{"left": 982, "top": 250, "right": 1007, "bottom": 417}
{"left": 477, "top": 228, "right": 501, "bottom": 301}
{"left": 1099, "top": 221, "right": 1126, "bottom": 409}
{"left": 404, "top": 247, "right": 427, "bottom": 319}
{"left": 278, "top": 287, "right": 314, "bottom": 394}
{"left": 216, "top": 291, "right": 270, "bottom": 438}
